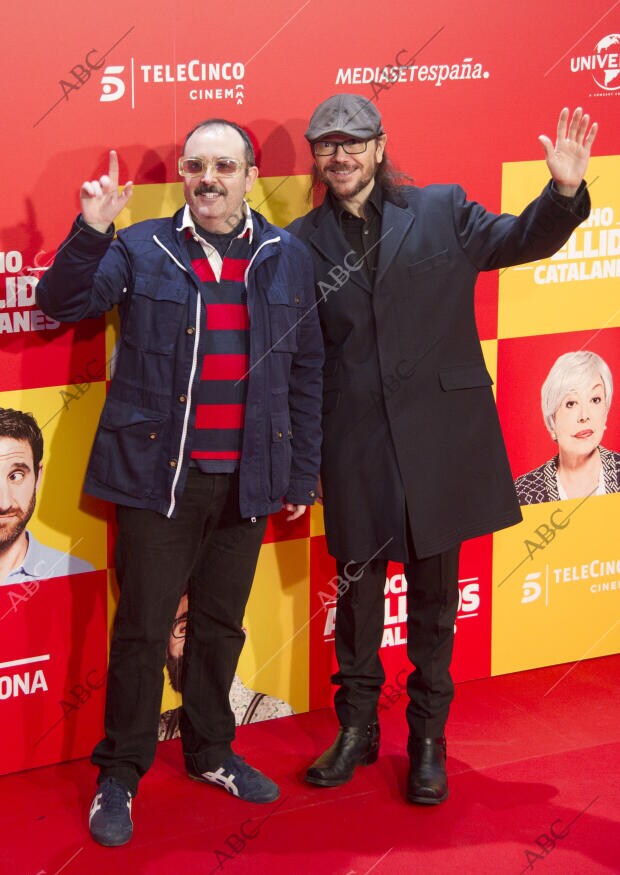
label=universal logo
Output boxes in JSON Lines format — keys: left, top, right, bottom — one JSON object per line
{"left": 569, "top": 33, "right": 620, "bottom": 94}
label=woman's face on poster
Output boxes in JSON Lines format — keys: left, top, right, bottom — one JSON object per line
{"left": 553, "top": 376, "right": 608, "bottom": 455}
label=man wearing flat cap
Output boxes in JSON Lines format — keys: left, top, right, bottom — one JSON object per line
{"left": 288, "top": 94, "right": 597, "bottom": 804}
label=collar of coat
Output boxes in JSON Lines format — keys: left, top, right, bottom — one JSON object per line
{"left": 306, "top": 184, "right": 416, "bottom": 292}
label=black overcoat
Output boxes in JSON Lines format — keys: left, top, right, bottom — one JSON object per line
{"left": 288, "top": 182, "right": 589, "bottom": 560}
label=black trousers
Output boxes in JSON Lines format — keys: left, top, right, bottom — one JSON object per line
{"left": 91, "top": 470, "right": 267, "bottom": 795}
{"left": 332, "top": 543, "right": 461, "bottom": 739}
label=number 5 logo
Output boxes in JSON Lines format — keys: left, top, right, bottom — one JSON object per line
{"left": 100, "top": 66, "right": 125, "bottom": 102}
{"left": 521, "top": 572, "right": 542, "bottom": 604}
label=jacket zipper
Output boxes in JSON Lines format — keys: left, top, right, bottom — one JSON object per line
{"left": 243, "top": 236, "right": 280, "bottom": 286}
{"left": 153, "top": 235, "right": 202, "bottom": 518}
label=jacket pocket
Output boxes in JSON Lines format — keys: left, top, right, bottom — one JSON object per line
{"left": 89, "top": 397, "right": 167, "bottom": 498}
{"left": 269, "top": 412, "right": 293, "bottom": 500}
{"left": 123, "top": 277, "right": 187, "bottom": 354}
{"left": 408, "top": 249, "right": 450, "bottom": 276}
{"left": 439, "top": 363, "right": 494, "bottom": 391}
{"left": 267, "top": 284, "right": 305, "bottom": 353}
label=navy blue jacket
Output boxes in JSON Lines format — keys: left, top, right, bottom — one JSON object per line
{"left": 37, "top": 207, "right": 323, "bottom": 518}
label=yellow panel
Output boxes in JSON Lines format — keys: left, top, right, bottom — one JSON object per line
{"left": 104, "top": 312, "right": 120, "bottom": 381}
{"left": 0, "top": 384, "right": 107, "bottom": 570}
{"left": 117, "top": 182, "right": 185, "bottom": 227}
{"left": 492, "top": 492, "right": 620, "bottom": 675}
{"left": 246, "top": 175, "right": 312, "bottom": 227}
{"left": 498, "top": 155, "right": 620, "bottom": 339}
{"left": 237, "top": 537, "right": 310, "bottom": 714}
{"left": 481, "top": 339, "right": 498, "bottom": 398}
{"left": 310, "top": 502, "right": 325, "bottom": 537}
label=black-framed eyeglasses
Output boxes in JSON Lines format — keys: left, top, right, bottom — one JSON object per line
{"left": 171, "top": 612, "right": 188, "bottom": 639}
{"left": 311, "top": 137, "right": 377, "bottom": 157}
{"left": 178, "top": 156, "right": 246, "bottom": 178}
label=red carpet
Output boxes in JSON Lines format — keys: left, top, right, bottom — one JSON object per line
{"left": 1, "top": 655, "right": 618, "bottom": 875}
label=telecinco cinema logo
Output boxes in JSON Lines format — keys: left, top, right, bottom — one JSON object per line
{"left": 520, "top": 559, "right": 620, "bottom": 607}
{"left": 570, "top": 34, "right": 620, "bottom": 94}
{"left": 99, "top": 58, "right": 246, "bottom": 107}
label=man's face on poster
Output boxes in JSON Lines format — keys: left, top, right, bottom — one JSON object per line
{"left": 166, "top": 592, "right": 188, "bottom": 692}
{"left": 0, "top": 437, "right": 41, "bottom": 551}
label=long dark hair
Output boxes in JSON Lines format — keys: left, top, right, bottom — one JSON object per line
{"left": 308, "top": 150, "right": 413, "bottom": 206}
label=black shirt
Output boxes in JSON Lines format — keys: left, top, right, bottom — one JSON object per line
{"left": 331, "top": 183, "right": 384, "bottom": 287}
{"left": 193, "top": 215, "right": 247, "bottom": 258}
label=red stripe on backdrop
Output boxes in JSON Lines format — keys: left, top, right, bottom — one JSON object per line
{"left": 200, "top": 354, "right": 249, "bottom": 380}
{"left": 194, "top": 403, "right": 245, "bottom": 429}
{"left": 207, "top": 304, "right": 249, "bottom": 330}
{"left": 221, "top": 258, "right": 250, "bottom": 282}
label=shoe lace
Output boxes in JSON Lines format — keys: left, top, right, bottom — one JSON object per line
{"left": 224, "top": 755, "right": 268, "bottom": 787}
{"left": 100, "top": 779, "right": 130, "bottom": 814}
{"left": 222, "top": 754, "right": 246, "bottom": 772}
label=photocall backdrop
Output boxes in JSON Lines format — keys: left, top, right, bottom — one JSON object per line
{"left": 1, "top": 0, "right": 618, "bottom": 775}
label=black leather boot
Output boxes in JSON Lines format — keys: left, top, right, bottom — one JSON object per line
{"left": 306, "top": 723, "right": 380, "bottom": 787}
{"left": 407, "top": 736, "right": 448, "bottom": 804}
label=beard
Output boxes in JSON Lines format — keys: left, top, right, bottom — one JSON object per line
{"left": 165, "top": 651, "right": 183, "bottom": 693}
{"left": 0, "top": 489, "right": 36, "bottom": 551}
{"left": 317, "top": 159, "right": 377, "bottom": 201}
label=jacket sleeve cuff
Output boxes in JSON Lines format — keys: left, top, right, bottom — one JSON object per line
{"left": 76, "top": 214, "right": 115, "bottom": 237}
{"left": 548, "top": 180, "right": 590, "bottom": 220}
{"left": 284, "top": 479, "right": 319, "bottom": 506}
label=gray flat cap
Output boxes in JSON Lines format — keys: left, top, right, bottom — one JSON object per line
{"left": 305, "top": 93, "right": 384, "bottom": 141}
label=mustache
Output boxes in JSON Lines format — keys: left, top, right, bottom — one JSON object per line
{"left": 326, "top": 159, "right": 356, "bottom": 169}
{"left": 0, "top": 507, "right": 24, "bottom": 516}
{"left": 194, "top": 183, "right": 226, "bottom": 196}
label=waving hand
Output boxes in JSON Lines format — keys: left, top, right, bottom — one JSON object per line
{"left": 539, "top": 107, "right": 597, "bottom": 197}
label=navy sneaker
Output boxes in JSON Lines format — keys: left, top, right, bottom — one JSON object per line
{"left": 89, "top": 777, "right": 133, "bottom": 846}
{"left": 189, "top": 754, "right": 279, "bottom": 803}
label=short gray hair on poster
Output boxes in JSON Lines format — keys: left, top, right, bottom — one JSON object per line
{"left": 541, "top": 351, "right": 613, "bottom": 433}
